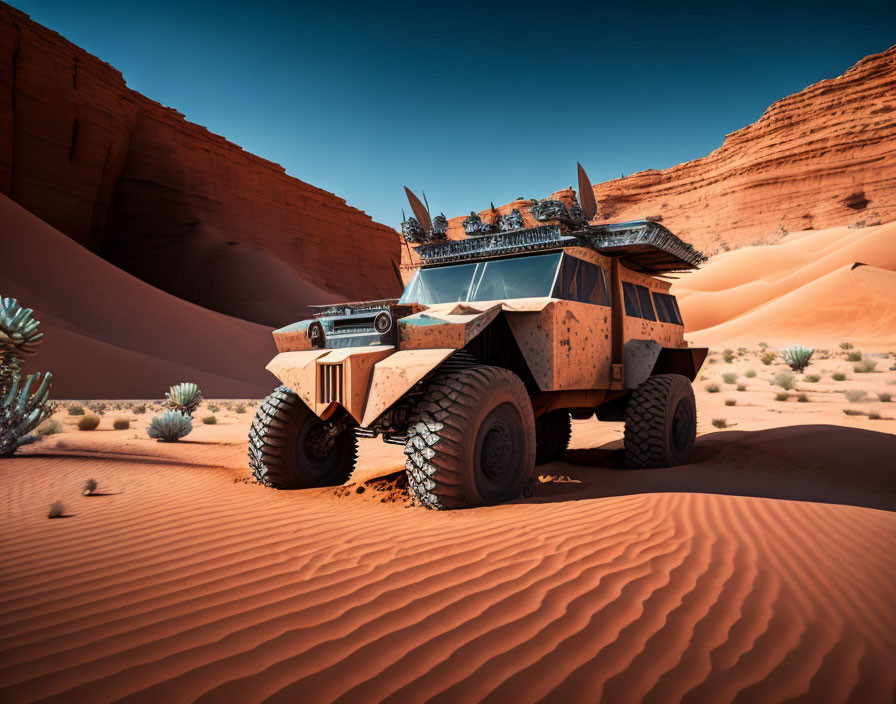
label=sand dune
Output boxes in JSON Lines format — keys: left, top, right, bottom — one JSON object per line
{"left": 675, "top": 222, "right": 896, "bottom": 348}
{"left": 0, "top": 414, "right": 893, "bottom": 703}
{"left": 1, "top": 194, "right": 279, "bottom": 398}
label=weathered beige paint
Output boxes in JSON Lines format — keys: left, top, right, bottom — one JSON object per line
{"left": 361, "top": 348, "right": 455, "bottom": 427}
{"left": 505, "top": 299, "right": 612, "bottom": 391}
{"left": 398, "top": 305, "right": 501, "bottom": 349}
{"left": 266, "top": 346, "right": 394, "bottom": 423}
{"left": 266, "top": 349, "right": 331, "bottom": 411}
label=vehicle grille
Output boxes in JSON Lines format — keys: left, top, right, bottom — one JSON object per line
{"left": 318, "top": 364, "right": 344, "bottom": 404}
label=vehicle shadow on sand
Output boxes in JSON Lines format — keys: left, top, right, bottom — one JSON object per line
{"left": 524, "top": 424, "right": 896, "bottom": 512}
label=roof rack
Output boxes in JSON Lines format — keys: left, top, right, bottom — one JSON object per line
{"left": 413, "top": 220, "right": 706, "bottom": 273}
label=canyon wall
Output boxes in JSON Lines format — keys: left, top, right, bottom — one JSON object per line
{"left": 430, "top": 45, "right": 896, "bottom": 260}
{"left": 0, "top": 2, "right": 402, "bottom": 327}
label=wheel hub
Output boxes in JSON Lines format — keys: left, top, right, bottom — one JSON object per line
{"left": 480, "top": 420, "right": 513, "bottom": 481}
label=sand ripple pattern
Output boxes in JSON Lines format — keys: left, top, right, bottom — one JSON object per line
{"left": 0, "top": 446, "right": 894, "bottom": 703}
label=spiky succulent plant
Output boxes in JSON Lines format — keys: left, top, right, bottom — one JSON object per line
{"left": 164, "top": 382, "right": 203, "bottom": 417}
{"left": 1, "top": 297, "right": 53, "bottom": 457}
{"left": 147, "top": 409, "right": 193, "bottom": 442}
{"left": 781, "top": 345, "right": 814, "bottom": 373}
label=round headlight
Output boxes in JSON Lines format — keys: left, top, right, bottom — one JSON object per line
{"left": 307, "top": 320, "right": 325, "bottom": 347}
{"left": 373, "top": 310, "right": 392, "bottom": 334}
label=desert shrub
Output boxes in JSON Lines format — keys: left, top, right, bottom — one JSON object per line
{"left": 832, "top": 372, "right": 847, "bottom": 381}
{"left": 207, "top": 403, "right": 220, "bottom": 413}
{"left": 745, "top": 370, "right": 757, "bottom": 378}
{"left": 844, "top": 389, "right": 867, "bottom": 403}
{"left": 854, "top": 359, "right": 877, "bottom": 373}
{"left": 711, "top": 418, "right": 728, "bottom": 428}
{"left": 842, "top": 408, "right": 863, "bottom": 416}
{"left": 78, "top": 414, "right": 100, "bottom": 431}
{"left": 165, "top": 383, "right": 203, "bottom": 417}
{"left": 797, "top": 393, "right": 809, "bottom": 402}
{"left": 773, "top": 372, "right": 795, "bottom": 390}
{"left": 0, "top": 297, "right": 54, "bottom": 457}
{"left": 202, "top": 415, "right": 217, "bottom": 425}
{"left": 133, "top": 403, "right": 147, "bottom": 414}
{"left": 87, "top": 401, "right": 106, "bottom": 415}
{"left": 722, "top": 349, "right": 735, "bottom": 363}
{"left": 846, "top": 351, "right": 862, "bottom": 362}
{"left": 722, "top": 372, "right": 737, "bottom": 384}
{"left": 234, "top": 403, "right": 247, "bottom": 414}
{"left": 705, "top": 383, "right": 720, "bottom": 393}
{"left": 113, "top": 418, "right": 130, "bottom": 430}
{"left": 724, "top": 399, "right": 736, "bottom": 406}
{"left": 38, "top": 419, "right": 63, "bottom": 436}
{"left": 736, "top": 384, "right": 746, "bottom": 391}
{"left": 758, "top": 342, "right": 768, "bottom": 348}
{"left": 775, "top": 392, "right": 790, "bottom": 401}
{"left": 781, "top": 345, "right": 814, "bottom": 372}
{"left": 878, "top": 392, "right": 892, "bottom": 402}
{"left": 83, "top": 478, "right": 98, "bottom": 496}
{"left": 805, "top": 374, "right": 820, "bottom": 382}
{"left": 839, "top": 341, "right": 854, "bottom": 350}
{"left": 68, "top": 404, "right": 85, "bottom": 415}
{"left": 760, "top": 351, "right": 776, "bottom": 366}
{"left": 147, "top": 410, "right": 192, "bottom": 442}
{"left": 708, "top": 357, "right": 718, "bottom": 364}
{"left": 48, "top": 500, "right": 66, "bottom": 519}
{"left": 868, "top": 411, "right": 883, "bottom": 420}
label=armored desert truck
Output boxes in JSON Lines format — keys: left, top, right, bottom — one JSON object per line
{"left": 249, "top": 195, "right": 708, "bottom": 509}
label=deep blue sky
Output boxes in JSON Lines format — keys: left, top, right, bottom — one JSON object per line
{"left": 10, "top": 0, "right": 896, "bottom": 229}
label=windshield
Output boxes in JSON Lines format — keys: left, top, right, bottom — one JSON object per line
{"left": 399, "top": 252, "right": 562, "bottom": 306}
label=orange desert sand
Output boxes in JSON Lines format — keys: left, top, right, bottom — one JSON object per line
{"left": 1, "top": 340, "right": 895, "bottom": 702}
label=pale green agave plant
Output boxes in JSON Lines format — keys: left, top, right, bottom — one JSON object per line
{"left": 165, "top": 382, "right": 203, "bottom": 417}
{"left": 1, "top": 297, "right": 54, "bottom": 456}
{"left": 781, "top": 345, "right": 814, "bottom": 373}
{"left": 147, "top": 410, "right": 193, "bottom": 442}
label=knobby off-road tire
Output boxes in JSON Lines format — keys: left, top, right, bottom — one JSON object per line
{"left": 404, "top": 366, "right": 536, "bottom": 510}
{"left": 249, "top": 386, "right": 357, "bottom": 488}
{"left": 535, "top": 411, "right": 572, "bottom": 465}
{"left": 623, "top": 373, "right": 697, "bottom": 468}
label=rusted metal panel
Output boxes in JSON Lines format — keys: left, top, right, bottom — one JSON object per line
{"left": 266, "top": 346, "right": 394, "bottom": 422}
{"left": 272, "top": 320, "right": 314, "bottom": 352}
{"left": 361, "top": 348, "right": 455, "bottom": 427}
{"left": 266, "top": 349, "right": 330, "bottom": 410}
{"left": 314, "top": 346, "right": 394, "bottom": 421}
{"left": 506, "top": 300, "right": 611, "bottom": 391}
{"left": 398, "top": 305, "right": 501, "bottom": 350}
{"left": 506, "top": 304, "right": 556, "bottom": 390}
{"left": 553, "top": 300, "right": 613, "bottom": 390}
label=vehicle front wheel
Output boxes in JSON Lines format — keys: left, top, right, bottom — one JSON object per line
{"left": 249, "top": 386, "right": 357, "bottom": 488}
{"left": 623, "top": 374, "right": 696, "bottom": 468}
{"left": 404, "top": 366, "right": 536, "bottom": 509}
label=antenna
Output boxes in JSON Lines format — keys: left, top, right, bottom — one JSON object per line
{"left": 577, "top": 162, "right": 598, "bottom": 221}
{"left": 404, "top": 187, "right": 432, "bottom": 232}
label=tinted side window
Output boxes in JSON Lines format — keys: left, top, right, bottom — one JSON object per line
{"left": 636, "top": 285, "right": 656, "bottom": 321}
{"left": 622, "top": 282, "right": 641, "bottom": 317}
{"left": 652, "top": 292, "right": 683, "bottom": 325}
{"left": 556, "top": 256, "right": 611, "bottom": 306}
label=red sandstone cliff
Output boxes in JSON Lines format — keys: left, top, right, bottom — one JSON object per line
{"left": 0, "top": 3, "right": 402, "bottom": 327}
{"left": 425, "top": 45, "right": 896, "bottom": 264}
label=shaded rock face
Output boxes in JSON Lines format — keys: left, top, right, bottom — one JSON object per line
{"left": 0, "top": 3, "right": 401, "bottom": 326}
{"left": 428, "top": 46, "right": 895, "bottom": 259}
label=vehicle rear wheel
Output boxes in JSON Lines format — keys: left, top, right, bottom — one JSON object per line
{"left": 623, "top": 374, "right": 696, "bottom": 468}
{"left": 535, "top": 411, "right": 571, "bottom": 465}
{"left": 249, "top": 386, "right": 357, "bottom": 488}
{"left": 404, "top": 366, "right": 536, "bottom": 510}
